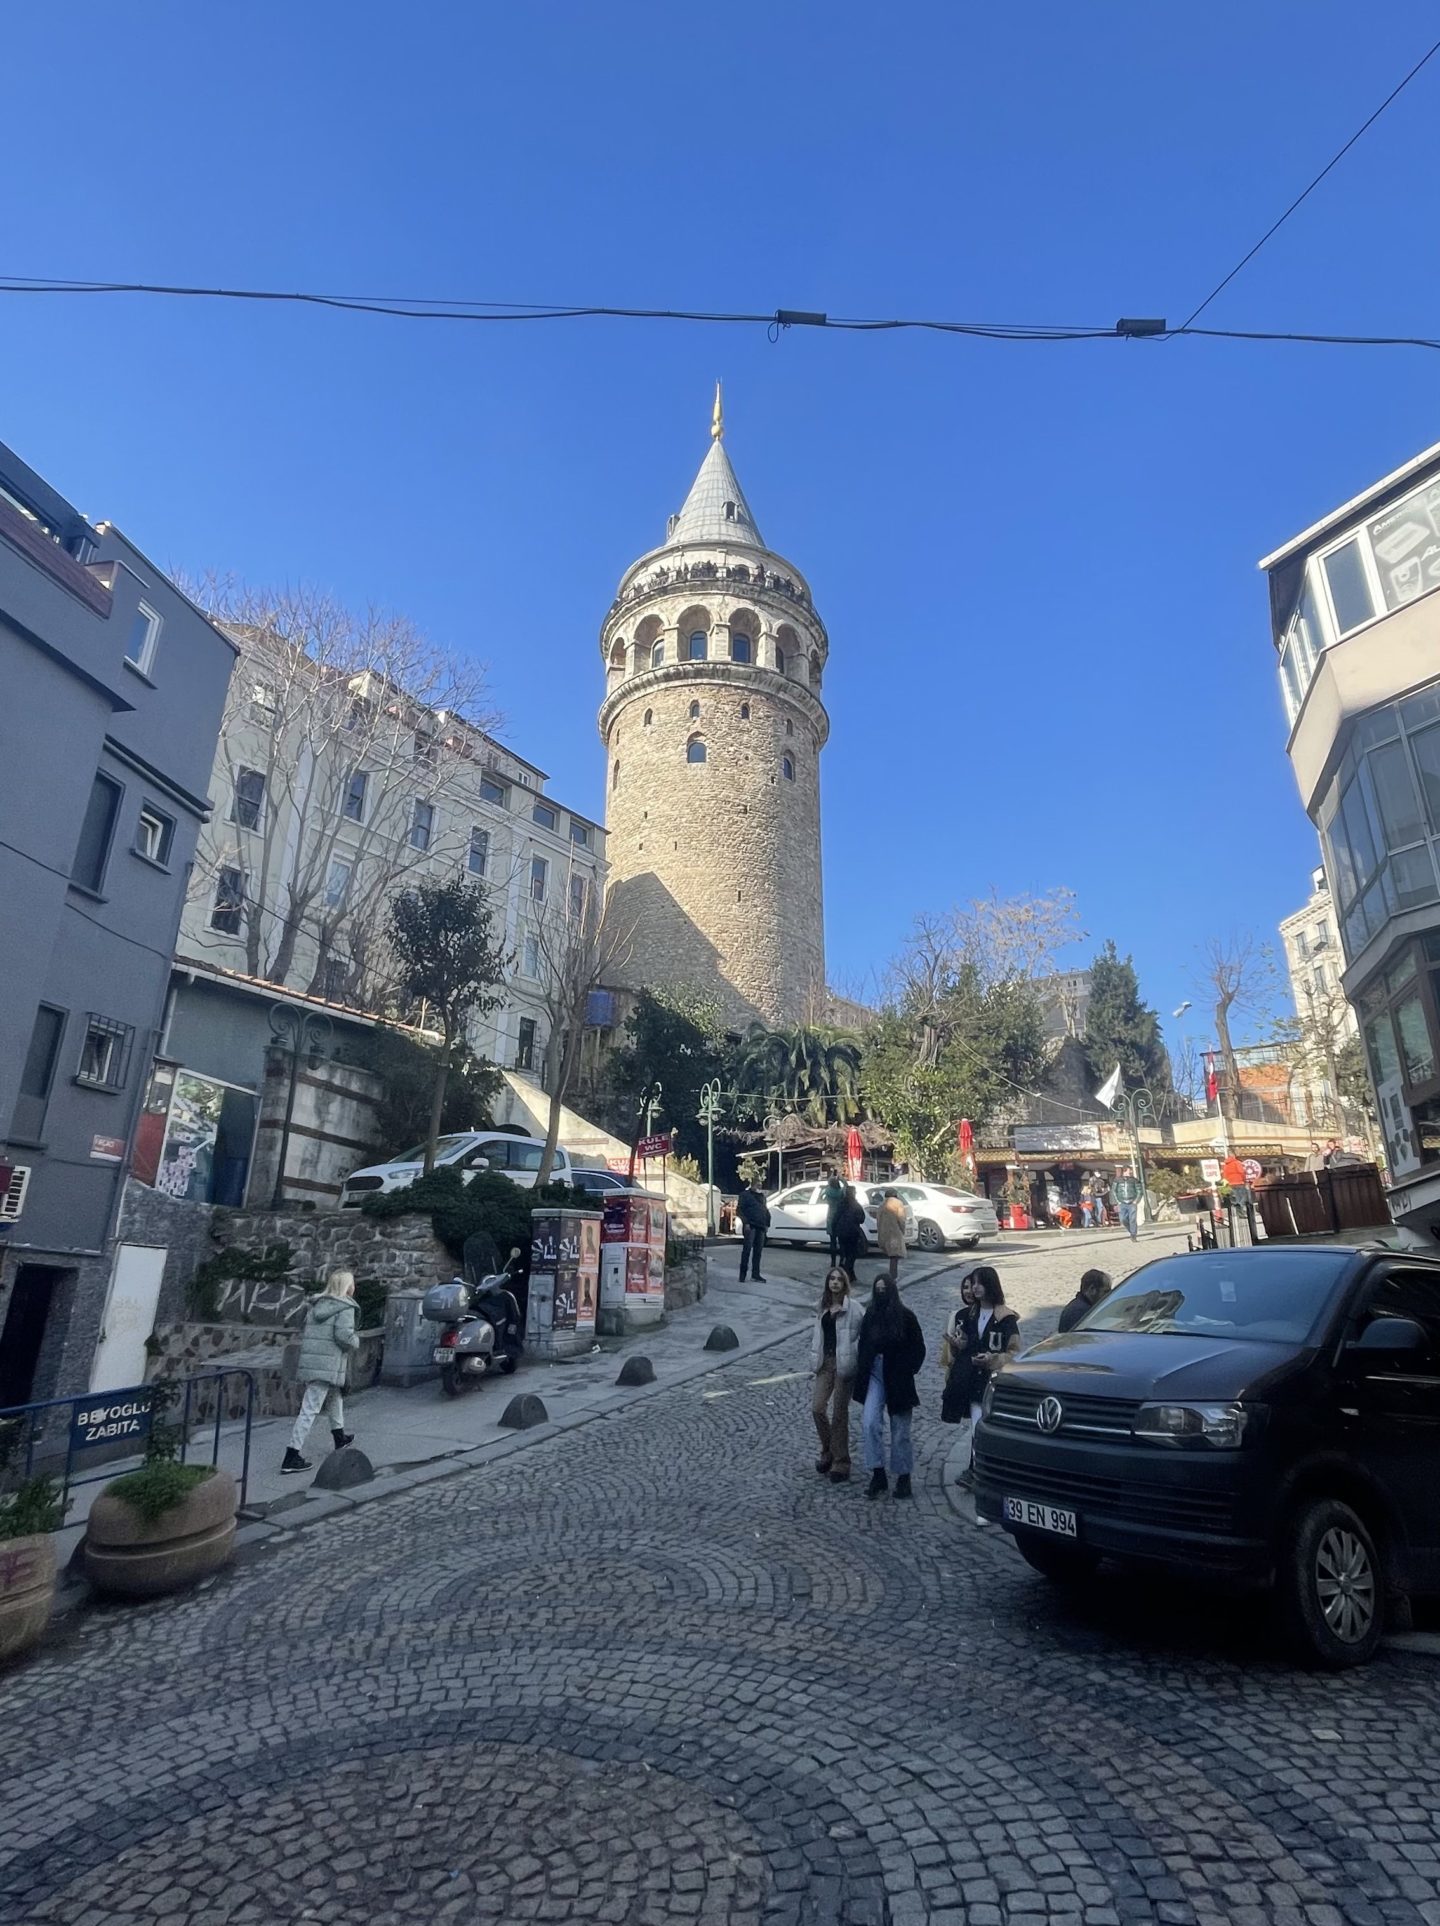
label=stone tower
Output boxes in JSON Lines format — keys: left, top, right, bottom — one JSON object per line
{"left": 598, "top": 391, "right": 828, "bottom": 1029}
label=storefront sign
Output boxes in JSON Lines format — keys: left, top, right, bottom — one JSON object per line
{"left": 89, "top": 1134, "right": 127, "bottom": 1163}
{"left": 1199, "top": 1158, "right": 1221, "bottom": 1185}
{"left": 636, "top": 1133, "right": 670, "bottom": 1161}
{"left": 1012, "top": 1125, "right": 1101, "bottom": 1154}
{"left": 70, "top": 1392, "right": 152, "bottom": 1454}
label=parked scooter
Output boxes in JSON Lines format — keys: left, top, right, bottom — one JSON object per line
{"left": 421, "top": 1245, "right": 524, "bottom": 1398}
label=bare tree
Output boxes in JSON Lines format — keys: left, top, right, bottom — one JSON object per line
{"left": 185, "top": 579, "right": 498, "bottom": 998}
{"left": 1197, "top": 936, "right": 1283, "bottom": 1122}
{"left": 528, "top": 864, "right": 634, "bottom": 1187}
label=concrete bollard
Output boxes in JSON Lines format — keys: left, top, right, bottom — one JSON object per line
{"left": 616, "top": 1356, "right": 655, "bottom": 1386}
{"left": 704, "top": 1325, "right": 739, "bottom": 1352}
{"left": 313, "top": 1445, "right": 375, "bottom": 1491}
{"left": 499, "top": 1393, "right": 548, "bottom": 1431}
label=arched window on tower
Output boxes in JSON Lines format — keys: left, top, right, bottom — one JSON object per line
{"left": 651, "top": 641, "right": 665, "bottom": 669}
{"left": 689, "top": 700, "right": 701, "bottom": 719}
{"left": 723, "top": 501, "right": 736, "bottom": 521}
{"left": 686, "top": 738, "right": 707, "bottom": 765}
{"left": 643, "top": 708, "right": 653, "bottom": 727}
{"left": 688, "top": 631, "right": 708, "bottom": 661}
{"left": 809, "top": 654, "right": 821, "bottom": 688}
{"left": 739, "top": 702, "right": 750, "bottom": 720}
{"left": 775, "top": 648, "right": 786, "bottom": 676}
{"left": 731, "top": 634, "right": 752, "bottom": 664}
{"left": 608, "top": 639, "right": 626, "bottom": 672}
{"left": 782, "top": 755, "right": 795, "bottom": 781}
{"left": 785, "top": 719, "right": 794, "bottom": 737}
{"left": 612, "top": 759, "right": 621, "bottom": 789}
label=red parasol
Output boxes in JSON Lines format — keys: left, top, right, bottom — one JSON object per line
{"left": 845, "top": 1126, "right": 864, "bottom": 1182}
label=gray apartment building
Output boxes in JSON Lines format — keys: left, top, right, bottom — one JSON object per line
{"left": 0, "top": 440, "right": 234, "bottom": 1410}
{"left": 1261, "top": 438, "right": 1440, "bottom": 1234}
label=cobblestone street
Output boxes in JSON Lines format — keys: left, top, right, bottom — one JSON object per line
{"left": 5, "top": 1233, "right": 1440, "bottom": 1926}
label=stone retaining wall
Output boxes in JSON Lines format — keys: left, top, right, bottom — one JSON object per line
{"left": 211, "top": 1206, "right": 451, "bottom": 1294}
{"left": 663, "top": 1255, "right": 706, "bottom": 1313}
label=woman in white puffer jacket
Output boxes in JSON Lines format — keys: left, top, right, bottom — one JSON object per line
{"left": 809, "top": 1267, "right": 866, "bottom": 1483}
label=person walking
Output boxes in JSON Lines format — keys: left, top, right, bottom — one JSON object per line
{"left": 853, "top": 1273, "right": 926, "bottom": 1499}
{"left": 955, "top": 1269, "right": 1021, "bottom": 1489}
{"left": 738, "top": 1178, "right": 770, "bottom": 1282}
{"left": 875, "top": 1187, "right": 908, "bottom": 1283}
{"left": 1057, "top": 1267, "right": 1112, "bottom": 1334}
{"left": 810, "top": 1267, "right": 865, "bottom": 1481}
{"left": 820, "top": 1168, "right": 847, "bottom": 1265}
{"left": 1112, "top": 1171, "right": 1141, "bottom": 1240}
{"left": 1078, "top": 1184, "right": 1094, "bottom": 1230}
{"left": 281, "top": 1269, "right": 359, "bottom": 1473}
{"left": 940, "top": 1266, "right": 984, "bottom": 1426}
{"left": 834, "top": 1182, "right": 867, "bottom": 1280}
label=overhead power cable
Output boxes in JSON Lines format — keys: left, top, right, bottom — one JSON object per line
{"left": 0, "top": 276, "right": 1437, "bottom": 352}
{"left": 1176, "top": 32, "right": 1440, "bottom": 331}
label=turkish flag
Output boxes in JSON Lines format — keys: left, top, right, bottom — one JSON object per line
{"left": 1204, "top": 1053, "right": 1219, "bottom": 1105}
{"left": 845, "top": 1127, "right": 864, "bottom": 1182}
{"left": 958, "top": 1119, "right": 974, "bottom": 1157}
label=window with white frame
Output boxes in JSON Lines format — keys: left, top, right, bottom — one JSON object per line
{"left": 325, "top": 859, "right": 352, "bottom": 908}
{"left": 232, "top": 767, "right": 265, "bottom": 831}
{"left": 468, "top": 826, "right": 489, "bottom": 876}
{"left": 517, "top": 1016, "right": 537, "bottom": 1070}
{"left": 522, "top": 933, "right": 540, "bottom": 978}
{"left": 530, "top": 855, "right": 548, "bottom": 902}
{"left": 480, "top": 775, "right": 507, "bottom": 808}
{"left": 124, "top": 602, "right": 162, "bottom": 676}
{"left": 342, "top": 769, "right": 368, "bottom": 822}
{"left": 410, "top": 800, "right": 434, "bottom": 851}
{"left": 532, "top": 802, "right": 557, "bottom": 832}
{"left": 135, "top": 804, "right": 174, "bottom": 866}
{"left": 570, "top": 820, "right": 590, "bottom": 848}
{"left": 569, "top": 872, "right": 587, "bottom": 920}
{"left": 75, "top": 1014, "right": 134, "bottom": 1092}
{"left": 321, "top": 956, "right": 350, "bottom": 1002}
{"left": 211, "top": 866, "right": 245, "bottom": 934}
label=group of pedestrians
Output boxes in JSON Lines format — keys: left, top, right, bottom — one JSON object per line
{"left": 807, "top": 1254, "right": 1115, "bottom": 1501}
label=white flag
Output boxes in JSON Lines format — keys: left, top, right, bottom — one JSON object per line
{"left": 1094, "top": 1064, "right": 1122, "bottom": 1110}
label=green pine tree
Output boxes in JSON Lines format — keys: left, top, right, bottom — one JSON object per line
{"left": 1083, "top": 940, "right": 1171, "bottom": 1095}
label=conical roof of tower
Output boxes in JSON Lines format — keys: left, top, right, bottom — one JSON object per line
{"left": 665, "top": 436, "right": 765, "bottom": 550}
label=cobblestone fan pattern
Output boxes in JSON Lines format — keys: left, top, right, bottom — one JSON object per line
{"left": 4, "top": 1250, "right": 1440, "bottom": 1925}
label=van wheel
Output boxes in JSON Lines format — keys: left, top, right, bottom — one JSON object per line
{"left": 917, "top": 1219, "right": 946, "bottom": 1252}
{"left": 1278, "top": 1497, "right": 1382, "bottom": 1668}
{"left": 1014, "top": 1532, "right": 1101, "bottom": 1585}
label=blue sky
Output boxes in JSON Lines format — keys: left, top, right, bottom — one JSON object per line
{"left": 5, "top": 3, "right": 1439, "bottom": 1055}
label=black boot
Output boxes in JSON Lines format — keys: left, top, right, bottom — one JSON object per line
{"left": 866, "top": 1468, "right": 888, "bottom": 1499}
{"left": 894, "top": 1474, "right": 913, "bottom": 1500}
{"left": 281, "top": 1446, "right": 311, "bottom": 1475}
{"left": 332, "top": 1429, "right": 354, "bottom": 1451}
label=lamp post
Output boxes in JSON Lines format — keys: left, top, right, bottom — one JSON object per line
{"left": 1111, "top": 1083, "right": 1159, "bottom": 1224}
{"left": 268, "top": 1004, "right": 333, "bottom": 1208}
{"left": 697, "top": 1077, "right": 723, "bottom": 1236}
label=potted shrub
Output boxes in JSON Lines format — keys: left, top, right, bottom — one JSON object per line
{"left": 83, "top": 1384, "right": 237, "bottom": 1599}
{"left": 0, "top": 1439, "right": 65, "bottom": 1662}
{"left": 1002, "top": 1173, "right": 1031, "bottom": 1232}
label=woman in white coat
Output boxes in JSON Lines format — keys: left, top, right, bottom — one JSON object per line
{"left": 810, "top": 1266, "right": 866, "bottom": 1483}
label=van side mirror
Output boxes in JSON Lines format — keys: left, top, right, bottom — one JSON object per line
{"left": 1351, "top": 1316, "right": 1428, "bottom": 1354}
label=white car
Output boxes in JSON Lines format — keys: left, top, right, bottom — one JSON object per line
{"left": 860, "top": 1181, "right": 998, "bottom": 1252}
{"left": 765, "top": 1183, "right": 879, "bottom": 1253}
{"left": 341, "top": 1131, "right": 575, "bottom": 1205}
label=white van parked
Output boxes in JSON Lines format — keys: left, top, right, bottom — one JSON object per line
{"left": 340, "top": 1131, "right": 574, "bottom": 1205}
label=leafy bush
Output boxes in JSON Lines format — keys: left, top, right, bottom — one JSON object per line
{"left": 0, "top": 1422, "right": 66, "bottom": 1540}
{"left": 105, "top": 1461, "right": 215, "bottom": 1523}
{"left": 360, "top": 1165, "right": 600, "bottom": 1263}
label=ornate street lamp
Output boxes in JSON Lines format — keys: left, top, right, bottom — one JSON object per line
{"left": 1111, "top": 1083, "right": 1159, "bottom": 1222}
{"left": 697, "top": 1077, "right": 724, "bottom": 1237}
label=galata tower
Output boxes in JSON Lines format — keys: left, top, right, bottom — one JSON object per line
{"left": 598, "top": 388, "right": 828, "bottom": 1029}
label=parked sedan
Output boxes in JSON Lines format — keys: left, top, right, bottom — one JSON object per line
{"left": 859, "top": 1181, "right": 999, "bottom": 1251}
{"left": 766, "top": 1183, "right": 878, "bottom": 1253}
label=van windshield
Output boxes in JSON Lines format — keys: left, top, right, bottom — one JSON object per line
{"left": 393, "top": 1134, "right": 476, "bottom": 1164}
{"left": 1079, "top": 1251, "right": 1353, "bottom": 1345}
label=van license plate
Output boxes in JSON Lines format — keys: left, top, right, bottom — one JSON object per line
{"left": 432, "top": 1347, "right": 452, "bottom": 1364}
{"left": 1004, "top": 1497, "right": 1077, "bottom": 1537}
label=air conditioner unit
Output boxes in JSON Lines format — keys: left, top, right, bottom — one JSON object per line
{"left": 0, "top": 1165, "right": 31, "bottom": 1223}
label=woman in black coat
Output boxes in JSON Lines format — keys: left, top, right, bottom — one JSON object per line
{"left": 955, "top": 1268, "right": 1021, "bottom": 1490}
{"left": 851, "top": 1274, "right": 926, "bottom": 1501}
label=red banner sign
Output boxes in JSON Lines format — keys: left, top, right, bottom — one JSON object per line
{"left": 636, "top": 1133, "right": 670, "bottom": 1160}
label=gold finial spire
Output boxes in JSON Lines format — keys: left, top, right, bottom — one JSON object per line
{"left": 711, "top": 380, "right": 724, "bottom": 441}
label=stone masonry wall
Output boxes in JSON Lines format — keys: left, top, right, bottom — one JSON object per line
{"left": 599, "top": 558, "right": 827, "bottom": 1029}
{"left": 210, "top": 1205, "right": 452, "bottom": 1294}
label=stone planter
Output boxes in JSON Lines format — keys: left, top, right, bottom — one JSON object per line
{"left": 84, "top": 1467, "right": 238, "bottom": 1599}
{"left": 0, "top": 1533, "right": 57, "bottom": 1663}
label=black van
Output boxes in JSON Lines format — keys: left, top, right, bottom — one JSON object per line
{"left": 974, "top": 1245, "right": 1440, "bottom": 1665}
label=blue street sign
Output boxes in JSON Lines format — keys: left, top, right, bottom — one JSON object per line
{"left": 69, "top": 1391, "right": 152, "bottom": 1454}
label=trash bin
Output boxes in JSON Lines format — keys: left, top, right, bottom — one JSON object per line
{"left": 380, "top": 1287, "right": 438, "bottom": 1387}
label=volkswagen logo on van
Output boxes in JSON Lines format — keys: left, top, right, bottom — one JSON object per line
{"left": 1036, "top": 1396, "right": 1063, "bottom": 1435}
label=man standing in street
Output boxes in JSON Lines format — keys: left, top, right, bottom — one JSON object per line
{"left": 1057, "top": 1268, "right": 1112, "bottom": 1333}
{"left": 1112, "top": 1171, "right": 1142, "bottom": 1240}
{"left": 738, "top": 1178, "right": 770, "bottom": 1283}
{"left": 820, "top": 1167, "right": 846, "bottom": 1265}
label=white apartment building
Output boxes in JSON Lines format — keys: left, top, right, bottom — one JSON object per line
{"left": 179, "top": 647, "right": 605, "bottom": 1078}
{"left": 1278, "top": 868, "right": 1356, "bottom": 1043}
